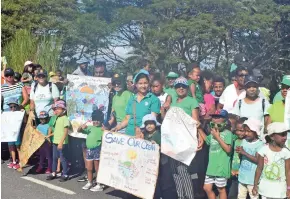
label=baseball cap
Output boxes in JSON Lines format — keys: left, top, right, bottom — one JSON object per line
{"left": 167, "top": 72, "right": 179, "bottom": 78}
{"left": 243, "top": 118, "right": 262, "bottom": 135}
{"left": 112, "top": 73, "right": 124, "bottom": 84}
{"left": 244, "top": 75, "right": 259, "bottom": 86}
{"left": 38, "top": 111, "right": 49, "bottom": 119}
{"left": 7, "top": 97, "right": 19, "bottom": 106}
{"left": 52, "top": 100, "right": 66, "bottom": 110}
{"left": 49, "top": 72, "right": 56, "bottom": 77}
{"left": 174, "top": 77, "right": 189, "bottom": 87}
{"left": 267, "top": 122, "right": 290, "bottom": 136}
{"left": 76, "top": 57, "right": 89, "bottom": 64}
{"left": 4, "top": 68, "right": 15, "bottom": 77}
{"left": 281, "top": 75, "right": 290, "bottom": 87}
{"left": 210, "top": 109, "right": 228, "bottom": 118}
{"left": 140, "top": 114, "right": 161, "bottom": 128}
{"left": 98, "top": 104, "right": 104, "bottom": 109}
{"left": 37, "top": 69, "right": 48, "bottom": 77}
{"left": 24, "top": 61, "right": 33, "bottom": 67}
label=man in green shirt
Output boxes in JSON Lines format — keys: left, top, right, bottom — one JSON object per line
{"left": 164, "top": 71, "right": 179, "bottom": 100}
{"left": 273, "top": 75, "right": 290, "bottom": 103}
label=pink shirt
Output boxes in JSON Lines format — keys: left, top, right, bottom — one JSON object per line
{"left": 204, "top": 93, "right": 215, "bottom": 112}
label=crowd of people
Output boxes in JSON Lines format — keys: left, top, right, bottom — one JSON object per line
{"left": 1, "top": 57, "right": 290, "bottom": 199}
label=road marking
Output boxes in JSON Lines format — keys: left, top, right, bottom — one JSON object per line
{"left": 21, "top": 176, "right": 76, "bottom": 195}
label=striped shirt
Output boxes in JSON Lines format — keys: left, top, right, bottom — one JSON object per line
{"left": 1, "top": 82, "right": 24, "bottom": 111}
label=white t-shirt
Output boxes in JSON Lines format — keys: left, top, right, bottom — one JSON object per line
{"left": 30, "top": 83, "right": 60, "bottom": 117}
{"left": 258, "top": 145, "right": 290, "bottom": 198}
{"left": 158, "top": 93, "right": 168, "bottom": 107}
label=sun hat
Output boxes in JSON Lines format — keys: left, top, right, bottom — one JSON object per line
{"left": 52, "top": 100, "right": 66, "bottom": 110}
{"left": 4, "top": 68, "right": 15, "bottom": 77}
{"left": 267, "top": 122, "right": 290, "bottom": 136}
{"left": 38, "top": 111, "right": 49, "bottom": 119}
{"left": 49, "top": 72, "right": 56, "bottom": 77}
{"left": 140, "top": 114, "right": 161, "bottom": 128}
{"left": 24, "top": 61, "right": 33, "bottom": 67}
{"left": 281, "top": 75, "right": 290, "bottom": 87}
{"left": 7, "top": 97, "right": 19, "bottom": 106}
{"left": 244, "top": 75, "right": 259, "bottom": 86}
{"left": 174, "top": 77, "right": 189, "bottom": 87}
{"left": 210, "top": 109, "right": 228, "bottom": 118}
{"left": 243, "top": 118, "right": 262, "bottom": 135}
{"left": 167, "top": 72, "right": 179, "bottom": 78}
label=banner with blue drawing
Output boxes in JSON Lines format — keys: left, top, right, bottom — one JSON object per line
{"left": 97, "top": 132, "right": 160, "bottom": 199}
{"left": 66, "top": 75, "right": 111, "bottom": 138}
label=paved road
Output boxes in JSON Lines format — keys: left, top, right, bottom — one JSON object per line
{"left": 1, "top": 161, "right": 126, "bottom": 199}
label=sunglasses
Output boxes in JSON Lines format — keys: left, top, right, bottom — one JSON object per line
{"left": 37, "top": 75, "right": 46, "bottom": 79}
{"left": 209, "top": 122, "right": 226, "bottom": 129}
{"left": 5, "top": 74, "right": 14, "bottom": 77}
{"left": 9, "top": 105, "right": 18, "bottom": 109}
{"left": 113, "top": 82, "right": 122, "bottom": 87}
{"left": 175, "top": 84, "right": 188, "bottom": 89}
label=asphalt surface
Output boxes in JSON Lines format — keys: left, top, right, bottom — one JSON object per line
{"left": 1, "top": 161, "right": 126, "bottom": 199}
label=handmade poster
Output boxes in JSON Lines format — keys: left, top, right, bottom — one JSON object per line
{"left": 66, "top": 75, "right": 111, "bottom": 138}
{"left": 19, "top": 112, "right": 45, "bottom": 169}
{"left": 1, "top": 111, "right": 25, "bottom": 142}
{"left": 161, "top": 107, "right": 198, "bottom": 166}
{"left": 97, "top": 132, "right": 160, "bottom": 199}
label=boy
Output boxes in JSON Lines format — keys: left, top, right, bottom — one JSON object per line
{"left": 78, "top": 109, "right": 105, "bottom": 192}
{"left": 236, "top": 118, "right": 264, "bottom": 199}
{"left": 46, "top": 100, "right": 70, "bottom": 182}
{"left": 188, "top": 65, "right": 204, "bottom": 104}
{"left": 200, "top": 109, "right": 233, "bottom": 199}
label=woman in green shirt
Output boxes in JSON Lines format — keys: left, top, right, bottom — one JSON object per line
{"left": 112, "top": 72, "right": 160, "bottom": 137}
{"left": 169, "top": 76, "right": 205, "bottom": 199}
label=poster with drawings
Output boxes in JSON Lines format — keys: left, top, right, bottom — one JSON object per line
{"left": 66, "top": 75, "right": 111, "bottom": 138}
{"left": 97, "top": 132, "right": 160, "bottom": 199}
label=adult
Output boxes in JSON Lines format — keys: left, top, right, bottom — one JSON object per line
{"left": 56, "top": 69, "right": 65, "bottom": 81}
{"left": 211, "top": 76, "right": 225, "bottom": 108}
{"left": 93, "top": 61, "right": 110, "bottom": 78}
{"left": 108, "top": 73, "right": 132, "bottom": 132}
{"left": 169, "top": 77, "right": 205, "bottom": 199}
{"left": 233, "top": 75, "right": 270, "bottom": 137}
{"left": 164, "top": 71, "right": 179, "bottom": 99}
{"left": 267, "top": 75, "right": 290, "bottom": 124}
{"left": 30, "top": 69, "right": 60, "bottom": 118}
{"left": 273, "top": 75, "right": 290, "bottom": 103}
{"left": 126, "top": 74, "right": 134, "bottom": 93}
{"left": 218, "top": 67, "right": 249, "bottom": 113}
{"left": 1, "top": 68, "right": 29, "bottom": 112}
{"left": 112, "top": 72, "right": 160, "bottom": 136}
{"left": 72, "top": 57, "right": 91, "bottom": 76}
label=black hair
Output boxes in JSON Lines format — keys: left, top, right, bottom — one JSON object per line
{"left": 138, "top": 59, "right": 151, "bottom": 68}
{"left": 56, "top": 69, "right": 62, "bottom": 73}
{"left": 144, "top": 120, "right": 157, "bottom": 127}
{"left": 94, "top": 61, "right": 106, "bottom": 68}
{"left": 235, "top": 66, "right": 248, "bottom": 76}
{"left": 14, "top": 72, "right": 22, "bottom": 82}
{"left": 135, "top": 73, "right": 150, "bottom": 83}
{"left": 151, "top": 76, "right": 164, "bottom": 85}
{"left": 91, "top": 109, "right": 104, "bottom": 123}
{"left": 34, "top": 64, "right": 43, "bottom": 70}
{"left": 23, "top": 64, "right": 35, "bottom": 75}
{"left": 213, "top": 76, "right": 225, "bottom": 85}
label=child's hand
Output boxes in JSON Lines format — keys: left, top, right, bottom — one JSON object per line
{"left": 163, "top": 102, "right": 170, "bottom": 110}
{"left": 57, "top": 143, "right": 63, "bottom": 150}
{"left": 135, "top": 127, "right": 144, "bottom": 139}
{"left": 211, "top": 128, "right": 220, "bottom": 138}
{"left": 236, "top": 146, "right": 245, "bottom": 155}
{"left": 151, "top": 140, "right": 156, "bottom": 144}
{"left": 231, "top": 170, "right": 239, "bottom": 176}
{"left": 252, "top": 186, "right": 258, "bottom": 196}
{"left": 196, "top": 135, "right": 204, "bottom": 151}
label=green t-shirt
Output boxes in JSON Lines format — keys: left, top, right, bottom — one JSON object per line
{"left": 171, "top": 96, "right": 199, "bottom": 116}
{"left": 206, "top": 129, "right": 233, "bottom": 178}
{"left": 112, "top": 90, "right": 132, "bottom": 123}
{"left": 81, "top": 126, "right": 103, "bottom": 149}
{"left": 188, "top": 79, "right": 204, "bottom": 103}
{"left": 268, "top": 101, "right": 285, "bottom": 122}
{"left": 50, "top": 115, "right": 70, "bottom": 144}
{"left": 232, "top": 139, "right": 243, "bottom": 172}
{"left": 144, "top": 130, "right": 161, "bottom": 145}
{"left": 164, "top": 87, "right": 177, "bottom": 100}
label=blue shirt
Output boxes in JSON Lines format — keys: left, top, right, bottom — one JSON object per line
{"left": 125, "top": 93, "right": 160, "bottom": 136}
{"left": 1, "top": 83, "right": 24, "bottom": 111}
{"left": 37, "top": 124, "right": 50, "bottom": 136}
{"left": 238, "top": 139, "right": 264, "bottom": 185}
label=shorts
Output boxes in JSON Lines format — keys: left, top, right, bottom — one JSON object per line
{"left": 204, "top": 175, "right": 227, "bottom": 188}
{"left": 86, "top": 146, "right": 101, "bottom": 161}
{"left": 8, "top": 134, "right": 22, "bottom": 147}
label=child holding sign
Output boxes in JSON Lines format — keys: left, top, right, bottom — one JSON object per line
{"left": 78, "top": 109, "right": 104, "bottom": 192}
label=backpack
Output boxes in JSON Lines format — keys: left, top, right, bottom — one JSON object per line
{"left": 238, "top": 98, "right": 265, "bottom": 114}
{"left": 33, "top": 82, "right": 52, "bottom": 94}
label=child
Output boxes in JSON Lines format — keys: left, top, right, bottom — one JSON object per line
{"left": 36, "top": 111, "right": 52, "bottom": 174}
{"left": 78, "top": 109, "right": 104, "bottom": 192}
{"left": 236, "top": 118, "right": 264, "bottom": 199}
{"left": 140, "top": 114, "right": 161, "bottom": 145}
{"left": 253, "top": 122, "right": 290, "bottom": 199}
{"left": 46, "top": 100, "right": 70, "bottom": 182}
{"left": 199, "top": 109, "right": 233, "bottom": 199}
{"left": 6, "top": 98, "right": 26, "bottom": 170}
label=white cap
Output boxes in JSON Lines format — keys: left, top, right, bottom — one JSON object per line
{"left": 243, "top": 118, "right": 262, "bottom": 135}
{"left": 267, "top": 122, "right": 290, "bottom": 136}
{"left": 140, "top": 114, "right": 161, "bottom": 128}
{"left": 24, "top": 61, "right": 33, "bottom": 67}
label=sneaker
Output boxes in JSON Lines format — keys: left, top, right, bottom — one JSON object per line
{"left": 46, "top": 174, "right": 56, "bottom": 181}
{"left": 36, "top": 166, "right": 43, "bottom": 173}
{"left": 59, "top": 175, "right": 69, "bottom": 182}
{"left": 45, "top": 168, "right": 52, "bottom": 174}
{"left": 7, "top": 162, "right": 15, "bottom": 169}
{"left": 77, "top": 175, "right": 88, "bottom": 182}
{"left": 82, "top": 182, "right": 93, "bottom": 190}
{"left": 56, "top": 172, "right": 62, "bottom": 177}
{"left": 90, "top": 183, "right": 104, "bottom": 192}
{"left": 13, "top": 164, "right": 20, "bottom": 170}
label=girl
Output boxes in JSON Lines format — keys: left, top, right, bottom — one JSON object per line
{"left": 200, "top": 71, "right": 215, "bottom": 120}
{"left": 36, "top": 111, "right": 53, "bottom": 174}
{"left": 21, "top": 63, "right": 34, "bottom": 94}
{"left": 78, "top": 109, "right": 105, "bottom": 192}
{"left": 46, "top": 100, "right": 70, "bottom": 182}
{"left": 253, "top": 122, "right": 290, "bottom": 199}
